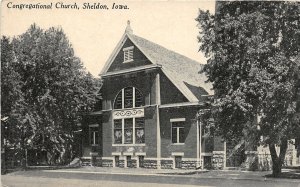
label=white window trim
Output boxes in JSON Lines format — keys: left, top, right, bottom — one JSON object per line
{"left": 123, "top": 46, "right": 134, "bottom": 51}
{"left": 135, "top": 152, "right": 146, "bottom": 156}
{"left": 170, "top": 118, "right": 186, "bottom": 122}
{"left": 89, "top": 124, "right": 99, "bottom": 146}
{"left": 172, "top": 152, "right": 184, "bottom": 156}
{"left": 112, "top": 152, "right": 122, "bottom": 156}
{"left": 123, "top": 152, "right": 134, "bottom": 156}
{"left": 89, "top": 124, "right": 99, "bottom": 127}
{"left": 171, "top": 120, "right": 185, "bottom": 144}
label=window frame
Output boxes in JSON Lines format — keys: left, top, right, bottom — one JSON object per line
{"left": 113, "top": 117, "right": 145, "bottom": 145}
{"left": 89, "top": 124, "right": 99, "bottom": 146}
{"left": 171, "top": 119, "right": 185, "bottom": 145}
{"left": 113, "top": 87, "right": 144, "bottom": 110}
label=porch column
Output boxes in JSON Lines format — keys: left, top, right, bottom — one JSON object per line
{"left": 197, "top": 120, "right": 200, "bottom": 168}
{"left": 156, "top": 73, "right": 161, "bottom": 169}
{"left": 224, "top": 141, "right": 227, "bottom": 169}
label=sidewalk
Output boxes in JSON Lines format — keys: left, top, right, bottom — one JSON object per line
{"left": 40, "top": 166, "right": 300, "bottom": 183}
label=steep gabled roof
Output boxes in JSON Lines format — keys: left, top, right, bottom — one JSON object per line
{"left": 100, "top": 31, "right": 213, "bottom": 102}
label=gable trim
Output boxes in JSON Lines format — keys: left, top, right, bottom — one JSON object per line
{"left": 100, "top": 33, "right": 128, "bottom": 75}
{"left": 100, "top": 64, "right": 161, "bottom": 78}
{"left": 100, "top": 33, "right": 155, "bottom": 75}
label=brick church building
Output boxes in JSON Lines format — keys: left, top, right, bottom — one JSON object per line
{"left": 80, "top": 21, "right": 228, "bottom": 169}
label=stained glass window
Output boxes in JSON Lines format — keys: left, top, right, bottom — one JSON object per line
{"left": 114, "top": 119, "right": 122, "bottom": 144}
{"left": 114, "top": 87, "right": 144, "bottom": 109}
{"left": 114, "top": 92, "right": 123, "bottom": 109}
{"left": 124, "top": 118, "right": 133, "bottom": 144}
{"left": 135, "top": 89, "right": 143, "bottom": 107}
{"left": 124, "top": 87, "right": 133, "bottom": 108}
{"left": 135, "top": 118, "right": 145, "bottom": 143}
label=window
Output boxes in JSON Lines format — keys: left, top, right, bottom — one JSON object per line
{"left": 124, "top": 119, "right": 133, "bottom": 144}
{"left": 114, "top": 120, "right": 122, "bottom": 144}
{"left": 124, "top": 87, "right": 133, "bottom": 108}
{"left": 114, "top": 87, "right": 144, "bottom": 109}
{"left": 90, "top": 126, "right": 99, "bottom": 145}
{"left": 113, "top": 118, "right": 145, "bottom": 144}
{"left": 175, "top": 156, "right": 182, "bottom": 168}
{"left": 123, "top": 46, "right": 134, "bottom": 62}
{"left": 171, "top": 121, "right": 184, "bottom": 144}
{"left": 135, "top": 118, "right": 145, "bottom": 143}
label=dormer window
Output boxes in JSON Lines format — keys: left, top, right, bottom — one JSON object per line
{"left": 123, "top": 46, "right": 134, "bottom": 63}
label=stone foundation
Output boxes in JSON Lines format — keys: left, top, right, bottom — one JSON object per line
{"left": 212, "top": 151, "right": 225, "bottom": 170}
{"left": 181, "top": 161, "right": 196, "bottom": 169}
{"left": 91, "top": 157, "right": 102, "bottom": 167}
{"left": 161, "top": 160, "right": 173, "bottom": 169}
{"left": 143, "top": 160, "right": 157, "bottom": 169}
{"left": 102, "top": 159, "right": 113, "bottom": 167}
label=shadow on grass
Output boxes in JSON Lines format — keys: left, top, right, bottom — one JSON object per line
{"left": 265, "top": 170, "right": 300, "bottom": 179}
{"left": 1, "top": 165, "right": 81, "bottom": 175}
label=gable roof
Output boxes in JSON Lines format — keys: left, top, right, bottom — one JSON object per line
{"left": 100, "top": 32, "right": 214, "bottom": 102}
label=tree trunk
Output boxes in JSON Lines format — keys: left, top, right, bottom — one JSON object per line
{"left": 269, "top": 139, "right": 288, "bottom": 177}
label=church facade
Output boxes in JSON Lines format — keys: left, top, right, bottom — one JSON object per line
{"left": 80, "top": 22, "right": 227, "bottom": 169}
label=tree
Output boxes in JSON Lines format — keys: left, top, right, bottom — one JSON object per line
{"left": 196, "top": 1, "right": 300, "bottom": 177}
{"left": 1, "top": 24, "right": 101, "bottom": 167}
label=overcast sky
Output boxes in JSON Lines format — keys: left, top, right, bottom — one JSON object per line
{"left": 1, "top": 0, "right": 215, "bottom": 77}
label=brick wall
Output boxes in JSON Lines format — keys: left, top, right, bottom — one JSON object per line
{"left": 160, "top": 107, "right": 199, "bottom": 158}
{"left": 102, "top": 111, "right": 112, "bottom": 157}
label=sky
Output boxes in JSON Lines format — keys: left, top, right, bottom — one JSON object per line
{"left": 1, "top": 0, "right": 215, "bottom": 77}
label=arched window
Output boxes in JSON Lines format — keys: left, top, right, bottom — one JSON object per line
{"left": 113, "top": 87, "right": 145, "bottom": 145}
{"left": 114, "top": 87, "right": 144, "bottom": 109}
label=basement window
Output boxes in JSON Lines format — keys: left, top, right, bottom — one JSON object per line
{"left": 123, "top": 46, "right": 134, "bottom": 63}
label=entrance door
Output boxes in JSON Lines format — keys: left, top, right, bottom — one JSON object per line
{"left": 175, "top": 156, "right": 182, "bottom": 168}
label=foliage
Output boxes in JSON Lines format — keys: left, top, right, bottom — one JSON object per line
{"left": 196, "top": 1, "right": 300, "bottom": 176}
{"left": 1, "top": 24, "right": 101, "bottom": 166}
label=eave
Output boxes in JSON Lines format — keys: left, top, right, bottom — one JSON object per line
{"left": 159, "top": 101, "right": 208, "bottom": 109}
{"left": 100, "top": 64, "right": 161, "bottom": 78}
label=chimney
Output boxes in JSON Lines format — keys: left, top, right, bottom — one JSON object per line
{"left": 125, "top": 20, "right": 133, "bottom": 34}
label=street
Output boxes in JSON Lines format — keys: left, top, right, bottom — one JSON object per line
{"left": 2, "top": 169, "right": 300, "bottom": 187}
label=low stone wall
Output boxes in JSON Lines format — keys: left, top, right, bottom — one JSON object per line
{"left": 161, "top": 160, "right": 173, "bottom": 169}
{"left": 118, "top": 160, "right": 125, "bottom": 168}
{"left": 212, "top": 151, "right": 225, "bottom": 170}
{"left": 143, "top": 160, "right": 157, "bottom": 169}
{"left": 128, "top": 159, "right": 137, "bottom": 168}
{"left": 181, "top": 161, "right": 196, "bottom": 169}
{"left": 102, "top": 159, "right": 113, "bottom": 167}
{"left": 92, "top": 157, "right": 102, "bottom": 167}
